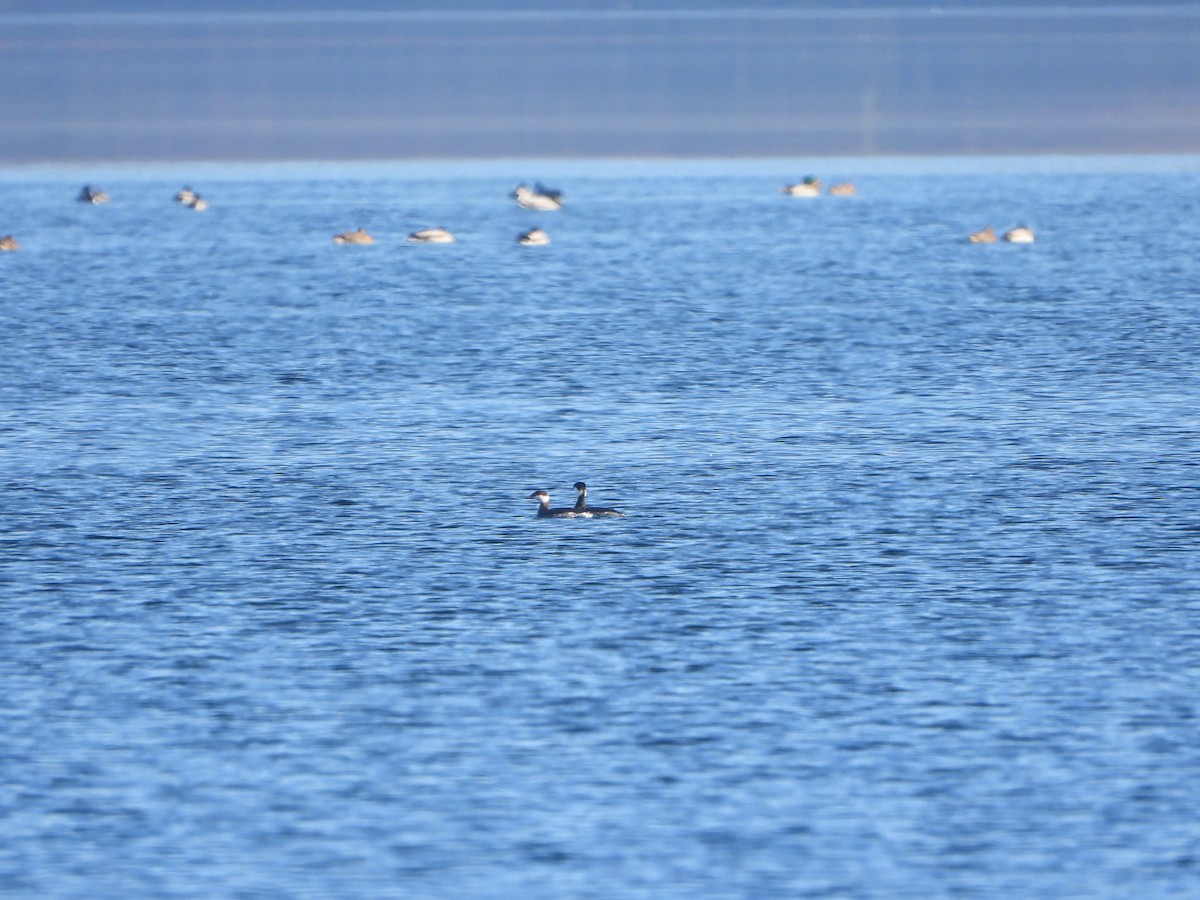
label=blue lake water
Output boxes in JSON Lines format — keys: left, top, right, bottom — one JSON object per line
{"left": 2, "top": 156, "right": 1200, "bottom": 897}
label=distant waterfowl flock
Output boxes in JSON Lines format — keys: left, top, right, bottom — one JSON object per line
{"left": 2, "top": 178, "right": 1037, "bottom": 251}
{"left": 4, "top": 175, "right": 1041, "bottom": 520}
{"left": 5, "top": 182, "right": 569, "bottom": 249}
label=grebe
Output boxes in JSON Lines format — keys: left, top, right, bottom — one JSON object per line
{"left": 1004, "top": 226, "right": 1035, "bottom": 244}
{"left": 969, "top": 226, "right": 997, "bottom": 244}
{"left": 572, "top": 482, "right": 624, "bottom": 517}
{"left": 527, "top": 490, "right": 581, "bottom": 518}
{"left": 517, "top": 228, "right": 550, "bottom": 246}
{"left": 781, "top": 177, "right": 821, "bottom": 197}
{"left": 408, "top": 227, "right": 456, "bottom": 244}
{"left": 333, "top": 227, "right": 375, "bottom": 244}
{"left": 0, "top": 235, "right": 18, "bottom": 251}
{"left": 512, "top": 184, "right": 563, "bottom": 211}
{"left": 77, "top": 185, "right": 108, "bottom": 204}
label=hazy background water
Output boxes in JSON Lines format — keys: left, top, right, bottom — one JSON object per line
{"left": 3, "top": 3, "right": 1199, "bottom": 161}
{"left": 2, "top": 156, "right": 1200, "bottom": 897}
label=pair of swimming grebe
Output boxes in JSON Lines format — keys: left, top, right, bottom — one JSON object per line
{"left": 528, "top": 482, "right": 623, "bottom": 518}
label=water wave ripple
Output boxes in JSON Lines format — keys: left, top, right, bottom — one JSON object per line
{"left": 2, "top": 160, "right": 1199, "bottom": 897}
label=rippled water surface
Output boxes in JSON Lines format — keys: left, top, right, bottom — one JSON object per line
{"left": 2, "top": 158, "right": 1199, "bottom": 897}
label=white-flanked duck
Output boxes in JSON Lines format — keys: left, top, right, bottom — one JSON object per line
{"left": 175, "top": 186, "right": 197, "bottom": 204}
{"left": 573, "top": 482, "right": 624, "bottom": 517}
{"left": 1004, "top": 226, "right": 1035, "bottom": 244}
{"left": 188, "top": 195, "right": 208, "bottom": 211}
{"left": 333, "top": 227, "right": 375, "bottom": 244}
{"left": 408, "top": 227, "right": 456, "bottom": 244}
{"left": 781, "top": 177, "right": 821, "bottom": 197}
{"left": 512, "top": 183, "right": 563, "bottom": 211}
{"left": 527, "top": 490, "right": 582, "bottom": 518}
{"left": 517, "top": 228, "right": 550, "bottom": 246}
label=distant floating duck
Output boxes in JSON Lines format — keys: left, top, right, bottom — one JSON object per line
{"left": 1004, "top": 226, "right": 1035, "bottom": 244}
{"left": 77, "top": 185, "right": 108, "bottom": 204}
{"left": 0, "top": 235, "right": 18, "bottom": 251}
{"left": 781, "top": 177, "right": 821, "bottom": 197}
{"left": 175, "top": 186, "right": 197, "bottom": 204}
{"left": 572, "top": 482, "right": 624, "bottom": 517}
{"left": 512, "top": 183, "right": 563, "bottom": 211}
{"left": 188, "top": 195, "right": 208, "bottom": 211}
{"left": 969, "top": 226, "right": 998, "bottom": 244}
{"left": 332, "top": 227, "right": 375, "bottom": 244}
{"left": 828, "top": 182, "right": 857, "bottom": 196}
{"left": 517, "top": 227, "right": 550, "bottom": 246}
{"left": 527, "top": 490, "right": 582, "bottom": 518}
{"left": 408, "top": 227, "right": 456, "bottom": 244}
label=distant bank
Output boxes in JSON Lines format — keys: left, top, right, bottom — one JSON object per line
{"left": 3, "top": 7, "right": 1198, "bottom": 162}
